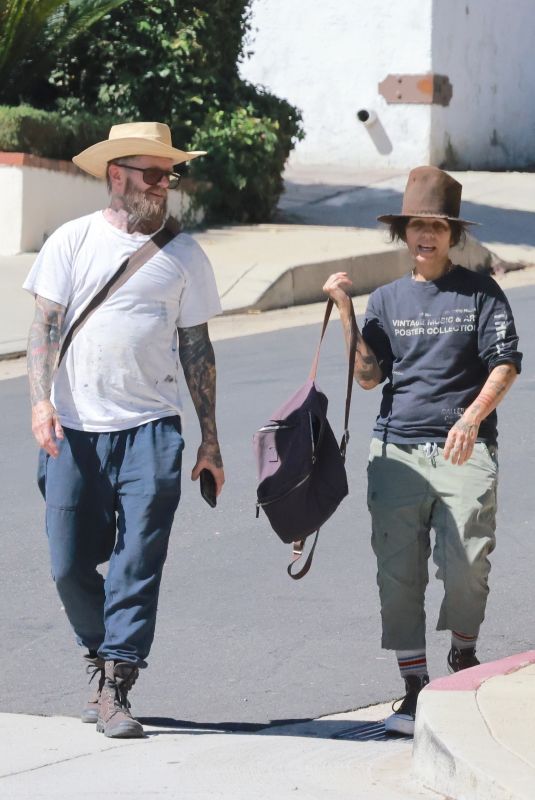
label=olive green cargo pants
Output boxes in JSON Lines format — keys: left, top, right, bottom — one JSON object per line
{"left": 367, "top": 439, "right": 498, "bottom": 650}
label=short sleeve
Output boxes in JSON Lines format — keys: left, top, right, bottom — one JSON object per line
{"left": 361, "top": 290, "right": 394, "bottom": 381}
{"left": 22, "top": 226, "right": 74, "bottom": 307}
{"left": 477, "top": 279, "right": 522, "bottom": 374}
{"left": 175, "top": 236, "right": 222, "bottom": 328}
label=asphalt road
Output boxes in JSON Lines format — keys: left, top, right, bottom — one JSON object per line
{"left": 1, "top": 284, "right": 534, "bottom": 727}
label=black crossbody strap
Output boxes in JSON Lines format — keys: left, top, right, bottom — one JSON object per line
{"left": 57, "top": 216, "right": 181, "bottom": 366}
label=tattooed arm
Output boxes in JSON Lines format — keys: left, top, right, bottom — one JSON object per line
{"left": 178, "top": 322, "right": 225, "bottom": 495}
{"left": 444, "top": 363, "right": 518, "bottom": 465}
{"left": 323, "top": 272, "right": 383, "bottom": 389}
{"left": 27, "top": 295, "right": 66, "bottom": 457}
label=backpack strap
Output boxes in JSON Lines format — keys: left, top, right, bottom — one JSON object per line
{"left": 289, "top": 297, "right": 358, "bottom": 580}
{"left": 57, "top": 216, "right": 181, "bottom": 366}
{"left": 309, "top": 297, "right": 358, "bottom": 455}
{"left": 287, "top": 531, "right": 320, "bottom": 580}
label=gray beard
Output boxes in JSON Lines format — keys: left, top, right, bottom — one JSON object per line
{"left": 123, "top": 179, "right": 167, "bottom": 231}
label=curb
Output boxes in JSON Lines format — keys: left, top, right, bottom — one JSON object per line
{"left": 413, "top": 651, "right": 535, "bottom": 800}
{"left": 221, "top": 247, "right": 410, "bottom": 314}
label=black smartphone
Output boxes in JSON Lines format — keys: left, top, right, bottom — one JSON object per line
{"left": 200, "top": 468, "right": 217, "bottom": 508}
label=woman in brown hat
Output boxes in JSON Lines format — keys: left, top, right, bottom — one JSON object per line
{"left": 323, "top": 166, "right": 522, "bottom": 736}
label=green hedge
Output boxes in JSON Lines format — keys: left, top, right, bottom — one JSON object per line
{"left": 0, "top": 105, "right": 114, "bottom": 160}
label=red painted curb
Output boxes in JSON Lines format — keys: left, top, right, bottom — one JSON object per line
{"left": 424, "top": 650, "right": 535, "bottom": 692}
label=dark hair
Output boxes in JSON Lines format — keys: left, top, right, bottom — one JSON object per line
{"left": 387, "top": 216, "right": 468, "bottom": 247}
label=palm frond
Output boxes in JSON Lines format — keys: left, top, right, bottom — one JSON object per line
{"left": 46, "top": 0, "right": 129, "bottom": 50}
{"left": 0, "top": 1, "right": 66, "bottom": 73}
{"left": 0, "top": 0, "right": 128, "bottom": 88}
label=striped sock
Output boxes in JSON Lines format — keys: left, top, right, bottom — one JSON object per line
{"left": 396, "top": 649, "right": 428, "bottom": 679}
{"left": 451, "top": 631, "right": 478, "bottom": 651}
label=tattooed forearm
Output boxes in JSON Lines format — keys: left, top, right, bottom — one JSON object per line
{"left": 445, "top": 364, "right": 517, "bottom": 465}
{"left": 464, "top": 363, "right": 517, "bottom": 424}
{"left": 337, "top": 303, "right": 382, "bottom": 388}
{"left": 355, "top": 340, "right": 381, "bottom": 384}
{"left": 27, "top": 296, "right": 66, "bottom": 405}
{"left": 178, "top": 323, "right": 222, "bottom": 466}
{"left": 353, "top": 328, "right": 382, "bottom": 388}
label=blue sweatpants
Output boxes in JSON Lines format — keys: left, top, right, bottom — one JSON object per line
{"left": 38, "top": 416, "right": 184, "bottom": 667}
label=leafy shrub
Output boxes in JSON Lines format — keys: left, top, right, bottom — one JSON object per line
{"left": 0, "top": 1, "right": 304, "bottom": 222}
{"left": 190, "top": 100, "right": 301, "bottom": 223}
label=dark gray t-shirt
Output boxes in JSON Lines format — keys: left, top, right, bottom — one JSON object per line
{"left": 362, "top": 266, "right": 522, "bottom": 444}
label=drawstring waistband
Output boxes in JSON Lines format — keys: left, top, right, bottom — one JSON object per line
{"left": 423, "top": 442, "right": 439, "bottom": 467}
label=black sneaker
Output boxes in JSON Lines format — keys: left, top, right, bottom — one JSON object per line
{"left": 447, "top": 645, "right": 480, "bottom": 673}
{"left": 385, "top": 674, "right": 430, "bottom": 736}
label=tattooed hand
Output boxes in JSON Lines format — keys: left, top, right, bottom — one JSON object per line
{"left": 191, "top": 441, "right": 225, "bottom": 497}
{"left": 32, "top": 399, "right": 64, "bottom": 458}
{"left": 444, "top": 411, "right": 480, "bottom": 465}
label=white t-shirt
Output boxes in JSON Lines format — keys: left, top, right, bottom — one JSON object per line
{"left": 23, "top": 211, "right": 222, "bottom": 432}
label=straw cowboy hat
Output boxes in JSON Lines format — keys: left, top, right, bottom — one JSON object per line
{"left": 72, "top": 121, "right": 206, "bottom": 179}
{"left": 377, "top": 165, "right": 478, "bottom": 225}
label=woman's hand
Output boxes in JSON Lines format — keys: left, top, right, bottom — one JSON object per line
{"left": 322, "top": 272, "right": 353, "bottom": 307}
{"left": 444, "top": 414, "right": 480, "bottom": 465}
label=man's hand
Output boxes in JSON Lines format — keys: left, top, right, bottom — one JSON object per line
{"left": 31, "top": 399, "right": 64, "bottom": 457}
{"left": 444, "top": 414, "right": 479, "bottom": 465}
{"left": 191, "top": 441, "right": 225, "bottom": 496}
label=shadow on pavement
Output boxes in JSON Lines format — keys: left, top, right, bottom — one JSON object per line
{"left": 139, "top": 716, "right": 403, "bottom": 743}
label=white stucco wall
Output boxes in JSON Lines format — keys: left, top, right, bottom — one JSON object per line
{"left": 240, "top": 0, "right": 434, "bottom": 168}
{"left": 0, "top": 166, "right": 109, "bottom": 253}
{"left": 0, "top": 165, "right": 203, "bottom": 255}
{"left": 241, "top": 0, "right": 535, "bottom": 170}
{"left": 0, "top": 168, "right": 24, "bottom": 254}
{"left": 430, "top": 0, "right": 535, "bottom": 169}
{"left": 22, "top": 169, "right": 108, "bottom": 252}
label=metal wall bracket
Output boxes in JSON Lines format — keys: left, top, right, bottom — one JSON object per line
{"left": 378, "top": 73, "right": 453, "bottom": 106}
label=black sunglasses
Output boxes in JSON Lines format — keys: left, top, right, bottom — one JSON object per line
{"left": 115, "top": 163, "right": 182, "bottom": 189}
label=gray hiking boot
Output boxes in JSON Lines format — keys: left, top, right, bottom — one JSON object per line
{"left": 81, "top": 653, "right": 105, "bottom": 724}
{"left": 96, "top": 661, "right": 144, "bottom": 738}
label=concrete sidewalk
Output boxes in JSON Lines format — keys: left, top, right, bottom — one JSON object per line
{"left": 2, "top": 653, "right": 535, "bottom": 799}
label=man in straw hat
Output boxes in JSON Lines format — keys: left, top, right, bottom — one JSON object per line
{"left": 24, "top": 122, "right": 224, "bottom": 738}
{"left": 323, "top": 166, "right": 522, "bottom": 736}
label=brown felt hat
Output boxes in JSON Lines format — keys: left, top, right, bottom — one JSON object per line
{"left": 377, "top": 165, "right": 478, "bottom": 225}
